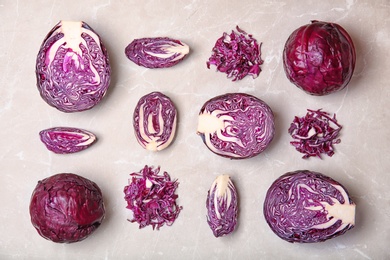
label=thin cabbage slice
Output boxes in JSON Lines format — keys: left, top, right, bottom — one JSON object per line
{"left": 125, "top": 37, "right": 189, "bottom": 68}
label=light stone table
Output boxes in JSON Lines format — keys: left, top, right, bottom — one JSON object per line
{"left": 0, "top": 0, "right": 389, "bottom": 259}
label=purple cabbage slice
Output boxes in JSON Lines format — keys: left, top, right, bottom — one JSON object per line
{"left": 29, "top": 173, "right": 105, "bottom": 243}
{"left": 207, "top": 26, "right": 263, "bottom": 81}
{"left": 263, "top": 170, "right": 355, "bottom": 243}
{"left": 123, "top": 165, "right": 182, "bottom": 230}
{"left": 197, "top": 93, "right": 275, "bottom": 159}
{"left": 133, "top": 92, "right": 177, "bottom": 151}
{"left": 283, "top": 20, "right": 356, "bottom": 96}
{"left": 39, "top": 127, "right": 97, "bottom": 154}
{"left": 288, "top": 109, "right": 342, "bottom": 159}
{"left": 206, "top": 175, "right": 238, "bottom": 237}
{"left": 36, "top": 21, "right": 111, "bottom": 112}
{"left": 125, "top": 37, "right": 189, "bottom": 68}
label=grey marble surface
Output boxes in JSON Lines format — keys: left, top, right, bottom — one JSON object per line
{"left": 0, "top": 0, "right": 389, "bottom": 259}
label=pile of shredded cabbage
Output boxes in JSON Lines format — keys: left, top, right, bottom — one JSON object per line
{"left": 124, "top": 165, "right": 182, "bottom": 230}
{"left": 288, "top": 109, "right": 342, "bottom": 159}
{"left": 207, "top": 26, "right": 263, "bottom": 81}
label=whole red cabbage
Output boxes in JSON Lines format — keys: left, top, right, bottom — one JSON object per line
{"left": 133, "top": 92, "right": 177, "bottom": 151}
{"left": 123, "top": 165, "right": 182, "bottom": 230}
{"left": 288, "top": 109, "right": 342, "bottom": 159}
{"left": 39, "top": 127, "right": 97, "bottom": 154}
{"left": 207, "top": 26, "right": 263, "bottom": 81}
{"left": 36, "top": 21, "right": 111, "bottom": 112}
{"left": 263, "top": 170, "right": 355, "bottom": 243}
{"left": 125, "top": 37, "right": 189, "bottom": 68}
{"left": 29, "top": 173, "right": 105, "bottom": 243}
{"left": 197, "top": 93, "right": 275, "bottom": 159}
{"left": 206, "top": 175, "right": 238, "bottom": 237}
{"left": 283, "top": 20, "right": 356, "bottom": 95}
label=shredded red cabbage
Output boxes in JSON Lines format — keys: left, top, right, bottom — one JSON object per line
{"left": 207, "top": 26, "right": 263, "bottom": 81}
{"left": 123, "top": 165, "right": 182, "bottom": 230}
{"left": 288, "top": 109, "right": 342, "bottom": 159}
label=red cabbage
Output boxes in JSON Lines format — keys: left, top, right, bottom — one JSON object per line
{"left": 36, "top": 21, "right": 111, "bottom": 112}
{"left": 29, "top": 173, "right": 105, "bottom": 243}
{"left": 133, "top": 92, "right": 177, "bottom": 151}
{"left": 197, "top": 93, "right": 275, "bottom": 159}
{"left": 263, "top": 170, "right": 355, "bottom": 243}
{"left": 125, "top": 37, "right": 189, "bottom": 68}
{"left": 207, "top": 26, "right": 263, "bottom": 81}
{"left": 39, "top": 127, "right": 97, "bottom": 154}
{"left": 288, "top": 109, "right": 342, "bottom": 159}
{"left": 123, "top": 165, "right": 182, "bottom": 230}
{"left": 283, "top": 20, "right": 356, "bottom": 95}
{"left": 206, "top": 175, "right": 238, "bottom": 237}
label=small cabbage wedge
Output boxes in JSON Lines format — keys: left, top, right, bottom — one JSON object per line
{"left": 206, "top": 175, "right": 238, "bottom": 237}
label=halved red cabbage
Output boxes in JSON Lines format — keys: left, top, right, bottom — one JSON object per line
{"left": 197, "top": 93, "right": 275, "bottom": 159}
{"left": 207, "top": 26, "right": 263, "bottom": 81}
{"left": 288, "top": 109, "right": 342, "bottom": 159}
{"left": 263, "top": 170, "right": 355, "bottom": 243}
{"left": 29, "top": 173, "right": 105, "bottom": 243}
{"left": 123, "top": 165, "right": 182, "bottom": 230}
{"left": 39, "top": 127, "right": 97, "bottom": 154}
{"left": 206, "top": 175, "right": 238, "bottom": 237}
{"left": 125, "top": 37, "right": 189, "bottom": 68}
{"left": 283, "top": 20, "right": 356, "bottom": 96}
{"left": 133, "top": 92, "right": 177, "bottom": 151}
{"left": 36, "top": 21, "right": 111, "bottom": 112}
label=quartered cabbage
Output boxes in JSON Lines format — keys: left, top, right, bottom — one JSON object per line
{"left": 206, "top": 175, "right": 238, "bottom": 237}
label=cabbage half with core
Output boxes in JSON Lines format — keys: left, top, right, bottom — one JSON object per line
{"left": 36, "top": 21, "right": 111, "bottom": 112}
{"left": 197, "top": 93, "right": 275, "bottom": 159}
{"left": 206, "top": 175, "right": 238, "bottom": 237}
{"left": 263, "top": 170, "right": 355, "bottom": 243}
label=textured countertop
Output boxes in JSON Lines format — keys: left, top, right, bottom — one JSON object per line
{"left": 1, "top": 0, "right": 389, "bottom": 259}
